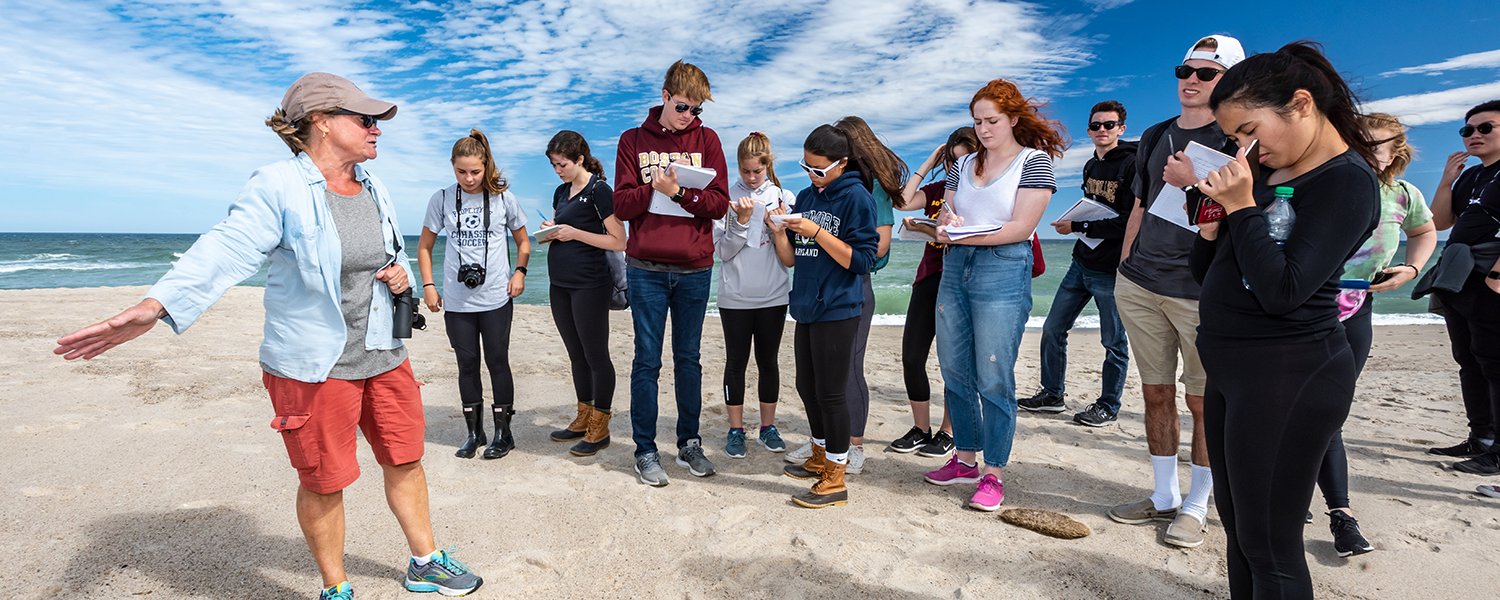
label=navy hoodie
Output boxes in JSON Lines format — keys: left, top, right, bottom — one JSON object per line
{"left": 788, "top": 171, "right": 879, "bottom": 323}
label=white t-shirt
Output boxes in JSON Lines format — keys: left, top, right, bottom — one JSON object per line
{"left": 945, "top": 148, "right": 1056, "bottom": 230}
{"left": 422, "top": 184, "right": 527, "bottom": 312}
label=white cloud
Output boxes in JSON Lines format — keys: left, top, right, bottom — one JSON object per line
{"left": 1365, "top": 81, "right": 1500, "bottom": 126}
{"left": 1381, "top": 48, "right": 1500, "bottom": 77}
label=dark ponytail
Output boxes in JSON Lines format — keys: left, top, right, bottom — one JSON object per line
{"left": 546, "top": 130, "right": 607, "bottom": 182}
{"left": 1209, "top": 41, "right": 1375, "bottom": 167}
{"left": 803, "top": 124, "right": 874, "bottom": 191}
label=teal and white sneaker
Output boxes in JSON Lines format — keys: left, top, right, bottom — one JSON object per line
{"left": 758, "top": 424, "right": 787, "bottom": 452}
{"left": 320, "top": 581, "right": 353, "bottom": 599}
{"left": 404, "top": 549, "right": 484, "bottom": 596}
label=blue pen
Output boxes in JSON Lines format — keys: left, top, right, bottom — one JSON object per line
{"left": 536, "top": 209, "right": 549, "bottom": 223}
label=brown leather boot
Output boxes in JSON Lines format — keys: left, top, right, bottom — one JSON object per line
{"left": 569, "top": 408, "right": 612, "bottom": 457}
{"left": 793, "top": 461, "right": 848, "bottom": 508}
{"left": 550, "top": 402, "right": 591, "bottom": 442}
{"left": 783, "top": 444, "right": 827, "bottom": 480}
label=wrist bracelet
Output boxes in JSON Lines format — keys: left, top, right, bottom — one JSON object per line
{"left": 423, "top": 283, "right": 436, "bottom": 288}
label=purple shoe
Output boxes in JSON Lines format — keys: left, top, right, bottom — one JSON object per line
{"left": 924, "top": 455, "right": 981, "bottom": 486}
{"left": 968, "top": 474, "right": 1005, "bottom": 511}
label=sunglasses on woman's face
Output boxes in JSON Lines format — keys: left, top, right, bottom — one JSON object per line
{"left": 1088, "top": 120, "right": 1121, "bottom": 131}
{"left": 1175, "top": 65, "right": 1225, "bottom": 82}
{"left": 799, "top": 158, "right": 844, "bottom": 179}
{"left": 673, "top": 102, "right": 704, "bottom": 117}
{"left": 331, "top": 109, "right": 378, "bottom": 129}
{"left": 1460, "top": 122, "right": 1497, "bottom": 138}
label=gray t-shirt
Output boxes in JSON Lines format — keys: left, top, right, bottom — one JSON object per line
{"left": 1118, "top": 119, "right": 1229, "bottom": 300}
{"left": 422, "top": 185, "right": 527, "bottom": 313}
{"left": 327, "top": 187, "right": 408, "bottom": 379}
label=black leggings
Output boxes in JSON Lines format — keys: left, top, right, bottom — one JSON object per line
{"left": 845, "top": 275, "right": 875, "bottom": 436}
{"left": 1438, "top": 273, "right": 1500, "bottom": 441}
{"left": 444, "top": 304, "right": 515, "bottom": 408}
{"left": 720, "top": 305, "right": 787, "bottom": 406}
{"left": 1316, "top": 300, "right": 1373, "bottom": 510}
{"left": 550, "top": 284, "right": 615, "bottom": 411}
{"left": 1201, "top": 332, "right": 1357, "bottom": 599}
{"left": 796, "top": 317, "right": 859, "bottom": 455}
{"left": 902, "top": 273, "right": 941, "bottom": 402}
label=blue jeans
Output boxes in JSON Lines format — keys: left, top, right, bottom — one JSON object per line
{"left": 627, "top": 266, "right": 711, "bottom": 456}
{"left": 1039, "top": 261, "right": 1129, "bottom": 413}
{"left": 937, "top": 243, "right": 1032, "bottom": 468}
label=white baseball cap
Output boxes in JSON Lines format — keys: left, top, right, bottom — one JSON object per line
{"left": 1183, "top": 35, "right": 1245, "bottom": 70}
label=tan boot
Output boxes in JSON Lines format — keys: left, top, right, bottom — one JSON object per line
{"left": 783, "top": 444, "right": 828, "bottom": 480}
{"left": 550, "top": 402, "right": 591, "bottom": 442}
{"left": 793, "top": 461, "right": 848, "bottom": 508}
{"left": 569, "top": 408, "right": 612, "bottom": 457}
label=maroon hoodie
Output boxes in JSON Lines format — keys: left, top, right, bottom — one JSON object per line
{"left": 613, "top": 105, "right": 730, "bottom": 269}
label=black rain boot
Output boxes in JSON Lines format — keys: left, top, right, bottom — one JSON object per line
{"left": 455, "top": 405, "right": 487, "bottom": 459}
{"left": 483, "top": 406, "right": 516, "bottom": 460}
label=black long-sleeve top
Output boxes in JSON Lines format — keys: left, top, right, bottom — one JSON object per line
{"left": 1190, "top": 150, "right": 1379, "bottom": 344}
{"left": 1073, "top": 141, "right": 1137, "bottom": 272}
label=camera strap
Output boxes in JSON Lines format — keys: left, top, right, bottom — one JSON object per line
{"left": 454, "top": 187, "right": 492, "bottom": 274}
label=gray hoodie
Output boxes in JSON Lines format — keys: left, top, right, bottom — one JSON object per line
{"left": 714, "top": 180, "right": 794, "bottom": 309}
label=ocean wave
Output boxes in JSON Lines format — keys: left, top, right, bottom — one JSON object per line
{"left": 0, "top": 261, "right": 155, "bottom": 274}
{"left": 870, "top": 313, "right": 1443, "bottom": 328}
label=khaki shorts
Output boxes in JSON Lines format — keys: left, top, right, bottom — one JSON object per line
{"left": 1115, "top": 275, "right": 1205, "bottom": 395}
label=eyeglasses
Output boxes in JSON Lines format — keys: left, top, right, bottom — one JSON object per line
{"left": 1088, "top": 120, "right": 1121, "bottom": 131}
{"left": 799, "top": 158, "right": 844, "bottom": 179}
{"left": 331, "top": 109, "right": 379, "bottom": 129}
{"left": 673, "top": 102, "right": 704, "bottom": 117}
{"left": 1460, "top": 122, "right": 1497, "bottom": 138}
{"left": 1175, "top": 65, "right": 1225, "bottom": 82}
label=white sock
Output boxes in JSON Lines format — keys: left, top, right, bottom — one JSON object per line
{"left": 1150, "top": 455, "right": 1182, "bottom": 511}
{"left": 1179, "top": 464, "right": 1213, "bottom": 521}
{"left": 826, "top": 451, "right": 849, "bottom": 464}
{"left": 813, "top": 438, "right": 826, "bottom": 448}
{"left": 412, "top": 550, "right": 439, "bottom": 566}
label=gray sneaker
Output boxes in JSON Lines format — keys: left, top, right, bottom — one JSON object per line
{"left": 1108, "top": 498, "right": 1179, "bottom": 525}
{"left": 634, "top": 452, "right": 670, "bottom": 487}
{"left": 846, "top": 445, "right": 865, "bottom": 475}
{"left": 403, "top": 549, "right": 484, "bottom": 596}
{"left": 785, "top": 440, "right": 814, "bottom": 464}
{"left": 1164, "top": 512, "right": 1207, "bottom": 548}
{"left": 676, "top": 439, "right": 717, "bottom": 477}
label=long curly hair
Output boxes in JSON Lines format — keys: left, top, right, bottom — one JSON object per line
{"left": 969, "top": 78, "right": 1068, "bottom": 178}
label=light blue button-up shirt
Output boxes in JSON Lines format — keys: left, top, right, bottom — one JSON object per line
{"left": 147, "top": 153, "right": 415, "bottom": 383}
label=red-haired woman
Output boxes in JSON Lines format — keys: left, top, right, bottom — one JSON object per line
{"left": 922, "top": 79, "right": 1064, "bottom": 511}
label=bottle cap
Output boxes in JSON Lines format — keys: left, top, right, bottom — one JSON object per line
{"left": 1274, "top": 186, "right": 1294, "bottom": 197}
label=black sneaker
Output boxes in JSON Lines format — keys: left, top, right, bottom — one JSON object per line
{"left": 1019, "top": 390, "right": 1066, "bottom": 413}
{"left": 1453, "top": 451, "right": 1500, "bottom": 475}
{"left": 1305, "top": 510, "right": 1314, "bottom": 524}
{"left": 1430, "top": 438, "right": 1493, "bottom": 457}
{"left": 888, "top": 426, "right": 931, "bottom": 454}
{"left": 916, "top": 431, "right": 955, "bottom": 458}
{"left": 1329, "top": 511, "right": 1374, "bottom": 557}
{"left": 1072, "top": 402, "right": 1117, "bottom": 427}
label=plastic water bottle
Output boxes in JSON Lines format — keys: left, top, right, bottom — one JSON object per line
{"left": 1246, "top": 186, "right": 1296, "bottom": 291}
{"left": 1265, "top": 186, "right": 1296, "bottom": 246}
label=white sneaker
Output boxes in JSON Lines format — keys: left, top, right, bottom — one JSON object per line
{"left": 785, "top": 441, "right": 813, "bottom": 464}
{"left": 846, "top": 445, "right": 865, "bottom": 474}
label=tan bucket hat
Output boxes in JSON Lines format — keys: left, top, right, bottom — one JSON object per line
{"left": 280, "top": 72, "right": 397, "bottom": 122}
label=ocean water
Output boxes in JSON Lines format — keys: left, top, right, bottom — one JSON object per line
{"left": 0, "top": 233, "right": 1441, "bottom": 326}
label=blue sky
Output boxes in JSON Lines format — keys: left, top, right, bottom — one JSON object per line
{"left": 2, "top": 0, "right": 1498, "bottom": 236}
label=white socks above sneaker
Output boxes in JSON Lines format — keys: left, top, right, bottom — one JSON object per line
{"left": 1151, "top": 455, "right": 1182, "bottom": 511}
{"left": 1179, "top": 464, "right": 1213, "bottom": 521}
{"left": 412, "top": 550, "right": 439, "bottom": 566}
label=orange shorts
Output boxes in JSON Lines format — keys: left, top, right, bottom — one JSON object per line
{"left": 263, "top": 360, "right": 426, "bottom": 494}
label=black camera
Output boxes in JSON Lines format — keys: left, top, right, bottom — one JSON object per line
{"left": 393, "top": 289, "right": 427, "bottom": 338}
{"left": 457, "top": 263, "right": 486, "bottom": 289}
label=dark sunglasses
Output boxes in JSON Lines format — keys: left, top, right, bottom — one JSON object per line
{"left": 673, "top": 102, "right": 704, "bottom": 117}
{"left": 1460, "top": 122, "right": 1497, "bottom": 138}
{"left": 799, "top": 157, "right": 844, "bottom": 178}
{"left": 1175, "top": 65, "right": 1225, "bottom": 82}
{"left": 331, "top": 109, "right": 379, "bottom": 129}
{"left": 1088, "top": 120, "right": 1121, "bottom": 131}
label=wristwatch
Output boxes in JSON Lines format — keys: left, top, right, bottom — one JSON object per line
{"left": 1488, "top": 270, "right": 1500, "bottom": 281}
{"left": 671, "top": 188, "right": 686, "bottom": 203}
{"left": 515, "top": 266, "right": 528, "bottom": 276}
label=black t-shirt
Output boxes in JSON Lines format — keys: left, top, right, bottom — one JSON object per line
{"left": 549, "top": 175, "right": 614, "bottom": 289}
{"left": 1191, "top": 150, "right": 1379, "bottom": 345}
{"left": 1448, "top": 161, "right": 1500, "bottom": 245}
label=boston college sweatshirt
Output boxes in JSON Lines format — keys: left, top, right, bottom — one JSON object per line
{"left": 612, "top": 105, "right": 730, "bottom": 270}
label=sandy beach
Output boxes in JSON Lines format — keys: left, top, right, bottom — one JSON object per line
{"left": 5, "top": 286, "right": 1498, "bottom": 599}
